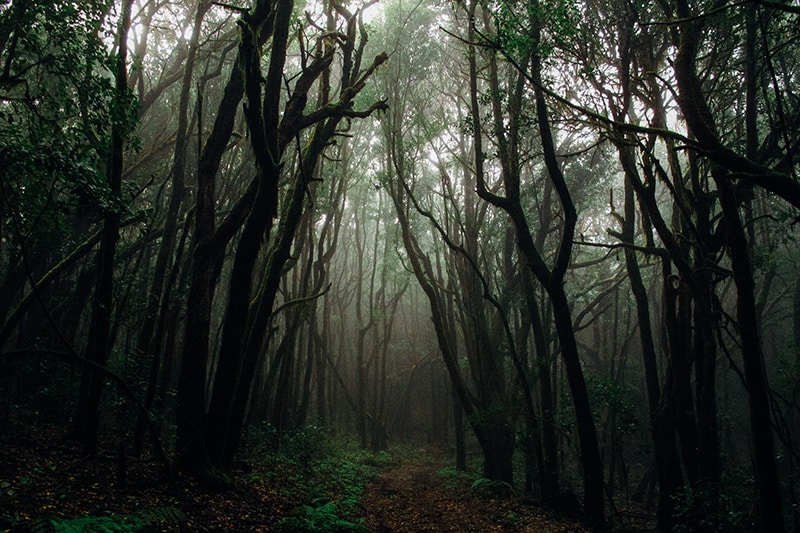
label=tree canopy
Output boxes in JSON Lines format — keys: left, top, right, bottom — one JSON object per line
{"left": 2, "top": 0, "right": 799, "bottom": 530}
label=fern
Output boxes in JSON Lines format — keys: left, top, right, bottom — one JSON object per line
{"left": 133, "top": 506, "right": 186, "bottom": 527}
{"left": 275, "top": 502, "right": 366, "bottom": 533}
{"left": 0, "top": 489, "right": 19, "bottom": 530}
{"left": 50, "top": 515, "right": 144, "bottom": 532}
{"left": 21, "top": 516, "right": 54, "bottom": 533}
{"left": 19, "top": 506, "right": 186, "bottom": 533}
{"left": 471, "top": 477, "right": 515, "bottom": 497}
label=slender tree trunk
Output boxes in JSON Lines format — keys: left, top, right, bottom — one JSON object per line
{"left": 464, "top": 2, "right": 603, "bottom": 520}
{"left": 715, "top": 170, "right": 785, "bottom": 532}
{"left": 72, "top": 0, "right": 132, "bottom": 455}
{"left": 617, "top": 144, "right": 683, "bottom": 529}
{"left": 521, "top": 269, "right": 559, "bottom": 498}
{"left": 134, "top": 0, "right": 207, "bottom": 454}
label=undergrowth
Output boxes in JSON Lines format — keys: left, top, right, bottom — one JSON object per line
{"left": 436, "top": 465, "right": 477, "bottom": 489}
{"left": 243, "top": 424, "right": 398, "bottom": 533}
{"left": 13, "top": 506, "right": 186, "bottom": 533}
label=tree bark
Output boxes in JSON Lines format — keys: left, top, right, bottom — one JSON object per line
{"left": 466, "top": 2, "right": 604, "bottom": 522}
{"left": 715, "top": 170, "right": 785, "bottom": 532}
{"left": 134, "top": 0, "right": 208, "bottom": 454}
{"left": 616, "top": 141, "right": 683, "bottom": 529}
{"left": 175, "top": 18, "right": 248, "bottom": 474}
{"left": 71, "top": 0, "right": 133, "bottom": 455}
{"left": 205, "top": 0, "right": 292, "bottom": 469}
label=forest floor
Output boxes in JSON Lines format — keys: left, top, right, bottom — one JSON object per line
{"left": 361, "top": 456, "right": 589, "bottom": 532}
{"left": 1, "top": 415, "right": 635, "bottom": 532}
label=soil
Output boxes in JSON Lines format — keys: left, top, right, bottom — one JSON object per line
{"left": 1, "top": 417, "right": 605, "bottom": 532}
{"left": 362, "top": 456, "right": 589, "bottom": 532}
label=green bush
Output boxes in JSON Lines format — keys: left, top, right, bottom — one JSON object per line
{"left": 243, "top": 425, "right": 383, "bottom": 530}
{"left": 436, "top": 466, "right": 475, "bottom": 489}
{"left": 471, "top": 477, "right": 515, "bottom": 498}
{"left": 671, "top": 480, "right": 753, "bottom": 532}
{"left": 21, "top": 506, "right": 186, "bottom": 533}
{"left": 274, "top": 502, "right": 366, "bottom": 533}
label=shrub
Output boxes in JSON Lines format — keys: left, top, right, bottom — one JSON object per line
{"left": 471, "top": 477, "right": 515, "bottom": 498}
{"left": 244, "top": 426, "right": 382, "bottom": 530}
{"left": 671, "top": 479, "right": 753, "bottom": 532}
{"left": 274, "top": 502, "right": 366, "bottom": 533}
{"left": 21, "top": 506, "right": 186, "bottom": 533}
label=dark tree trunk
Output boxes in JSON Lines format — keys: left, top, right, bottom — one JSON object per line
{"left": 548, "top": 288, "right": 605, "bottom": 526}
{"left": 203, "top": 0, "right": 388, "bottom": 468}
{"left": 617, "top": 144, "right": 683, "bottom": 529}
{"left": 134, "top": 0, "right": 207, "bottom": 454}
{"left": 175, "top": 30, "right": 246, "bottom": 475}
{"left": 204, "top": 0, "right": 291, "bottom": 469}
{"left": 715, "top": 170, "right": 785, "bottom": 532}
{"left": 476, "top": 422, "right": 515, "bottom": 485}
{"left": 71, "top": 0, "right": 132, "bottom": 455}
{"left": 521, "top": 269, "right": 559, "bottom": 498}
{"left": 453, "top": 385, "right": 467, "bottom": 471}
{"left": 629, "top": 145, "right": 703, "bottom": 490}
{"left": 465, "top": 2, "right": 604, "bottom": 522}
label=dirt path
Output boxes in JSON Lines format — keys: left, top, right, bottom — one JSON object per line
{"left": 362, "top": 458, "right": 589, "bottom": 532}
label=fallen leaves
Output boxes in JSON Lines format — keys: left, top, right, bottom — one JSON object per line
{"left": 3, "top": 417, "right": 600, "bottom": 532}
{"left": 362, "top": 457, "right": 590, "bottom": 533}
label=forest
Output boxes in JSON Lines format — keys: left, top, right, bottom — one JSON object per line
{"left": 1, "top": 0, "right": 799, "bottom": 531}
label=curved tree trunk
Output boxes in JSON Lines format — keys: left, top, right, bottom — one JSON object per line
{"left": 205, "top": 0, "right": 293, "bottom": 468}
{"left": 466, "top": 1, "right": 604, "bottom": 521}
{"left": 175, "top": 24, "right": 248, "bottom": 475}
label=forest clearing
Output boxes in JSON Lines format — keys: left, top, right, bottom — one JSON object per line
{"left": 2, "top": 0, "right": 799, "bottom": 530}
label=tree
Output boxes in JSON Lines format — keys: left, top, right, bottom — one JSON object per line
{"left": 177, "top": 0, "right": 388, "bottom": 473}
{"left": 466, "top": 0, "right": 605, "bottom": 524}
{"left": 71, "top": 0, "right": 136, "bottom": 455}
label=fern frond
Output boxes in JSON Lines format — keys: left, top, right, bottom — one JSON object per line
{"left": 17, "top": 506, "right": 186, "bottom": 533}
{"left": 133, "top": 506, "right": 186, "bottom": 526}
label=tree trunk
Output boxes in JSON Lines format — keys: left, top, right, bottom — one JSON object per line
{"left": 71, "top": 0, "right": 132, "bottom": 455}
{"left": 466, "top": 2, "right": 604, "bottom": 521}
{"left": 204, "top": 0, "right": 292, "bottom": 469}
{"left": 134, "top": 0, "right": 207, "bottom": 454}
{"left": 617, "top": 143, "right": 683, "bottom": 529}
{"left": 715, "top": 170, "right": 785, "bottom": 532}
{"left": 175, "top": 28, "right": 247, "bottom": 475}
{"left": 453, "top": 385, "right": 467, "bottom": 471}
{"left": 521, "top": 269, "right": 560, "bottom": 498}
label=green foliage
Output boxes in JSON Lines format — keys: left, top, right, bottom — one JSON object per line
{"left": 588, "top": 377, "right": 641, "bottom": 437}
{"left": 436, "top": 466, "right": 477, "bottom": 489}
{"left": 0, "top": 0, "right": 140, "bottom": 272}
{"left": 671, "top": 479, "right": 753, "bottom": 533}
{"left": 501, "top": 510, "right": 520, "bottom": 528}
{"left": 274, "top": 502, "right": 366, "bottom": 533}
{"left": 281, "top": 425, "right": 334, "bottom": 465}
{"left": 21, "top": 506, "right": 186, "bottom": 533}
{"left": 244, "top": 425, "right": 385, "bottom": 529}
{"left": 488, "top": 0, "right": 580, "bottom": 61}
{"left": 470, "top": 477, "right": 515, "bottom": 498}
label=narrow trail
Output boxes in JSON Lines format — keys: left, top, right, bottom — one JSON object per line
{"left": 362, "top": 456, "right": 589, "bottom": 532}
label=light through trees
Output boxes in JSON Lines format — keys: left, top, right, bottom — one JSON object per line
{"left": 1, "top": 0, "right": 799, "bottom": 530}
